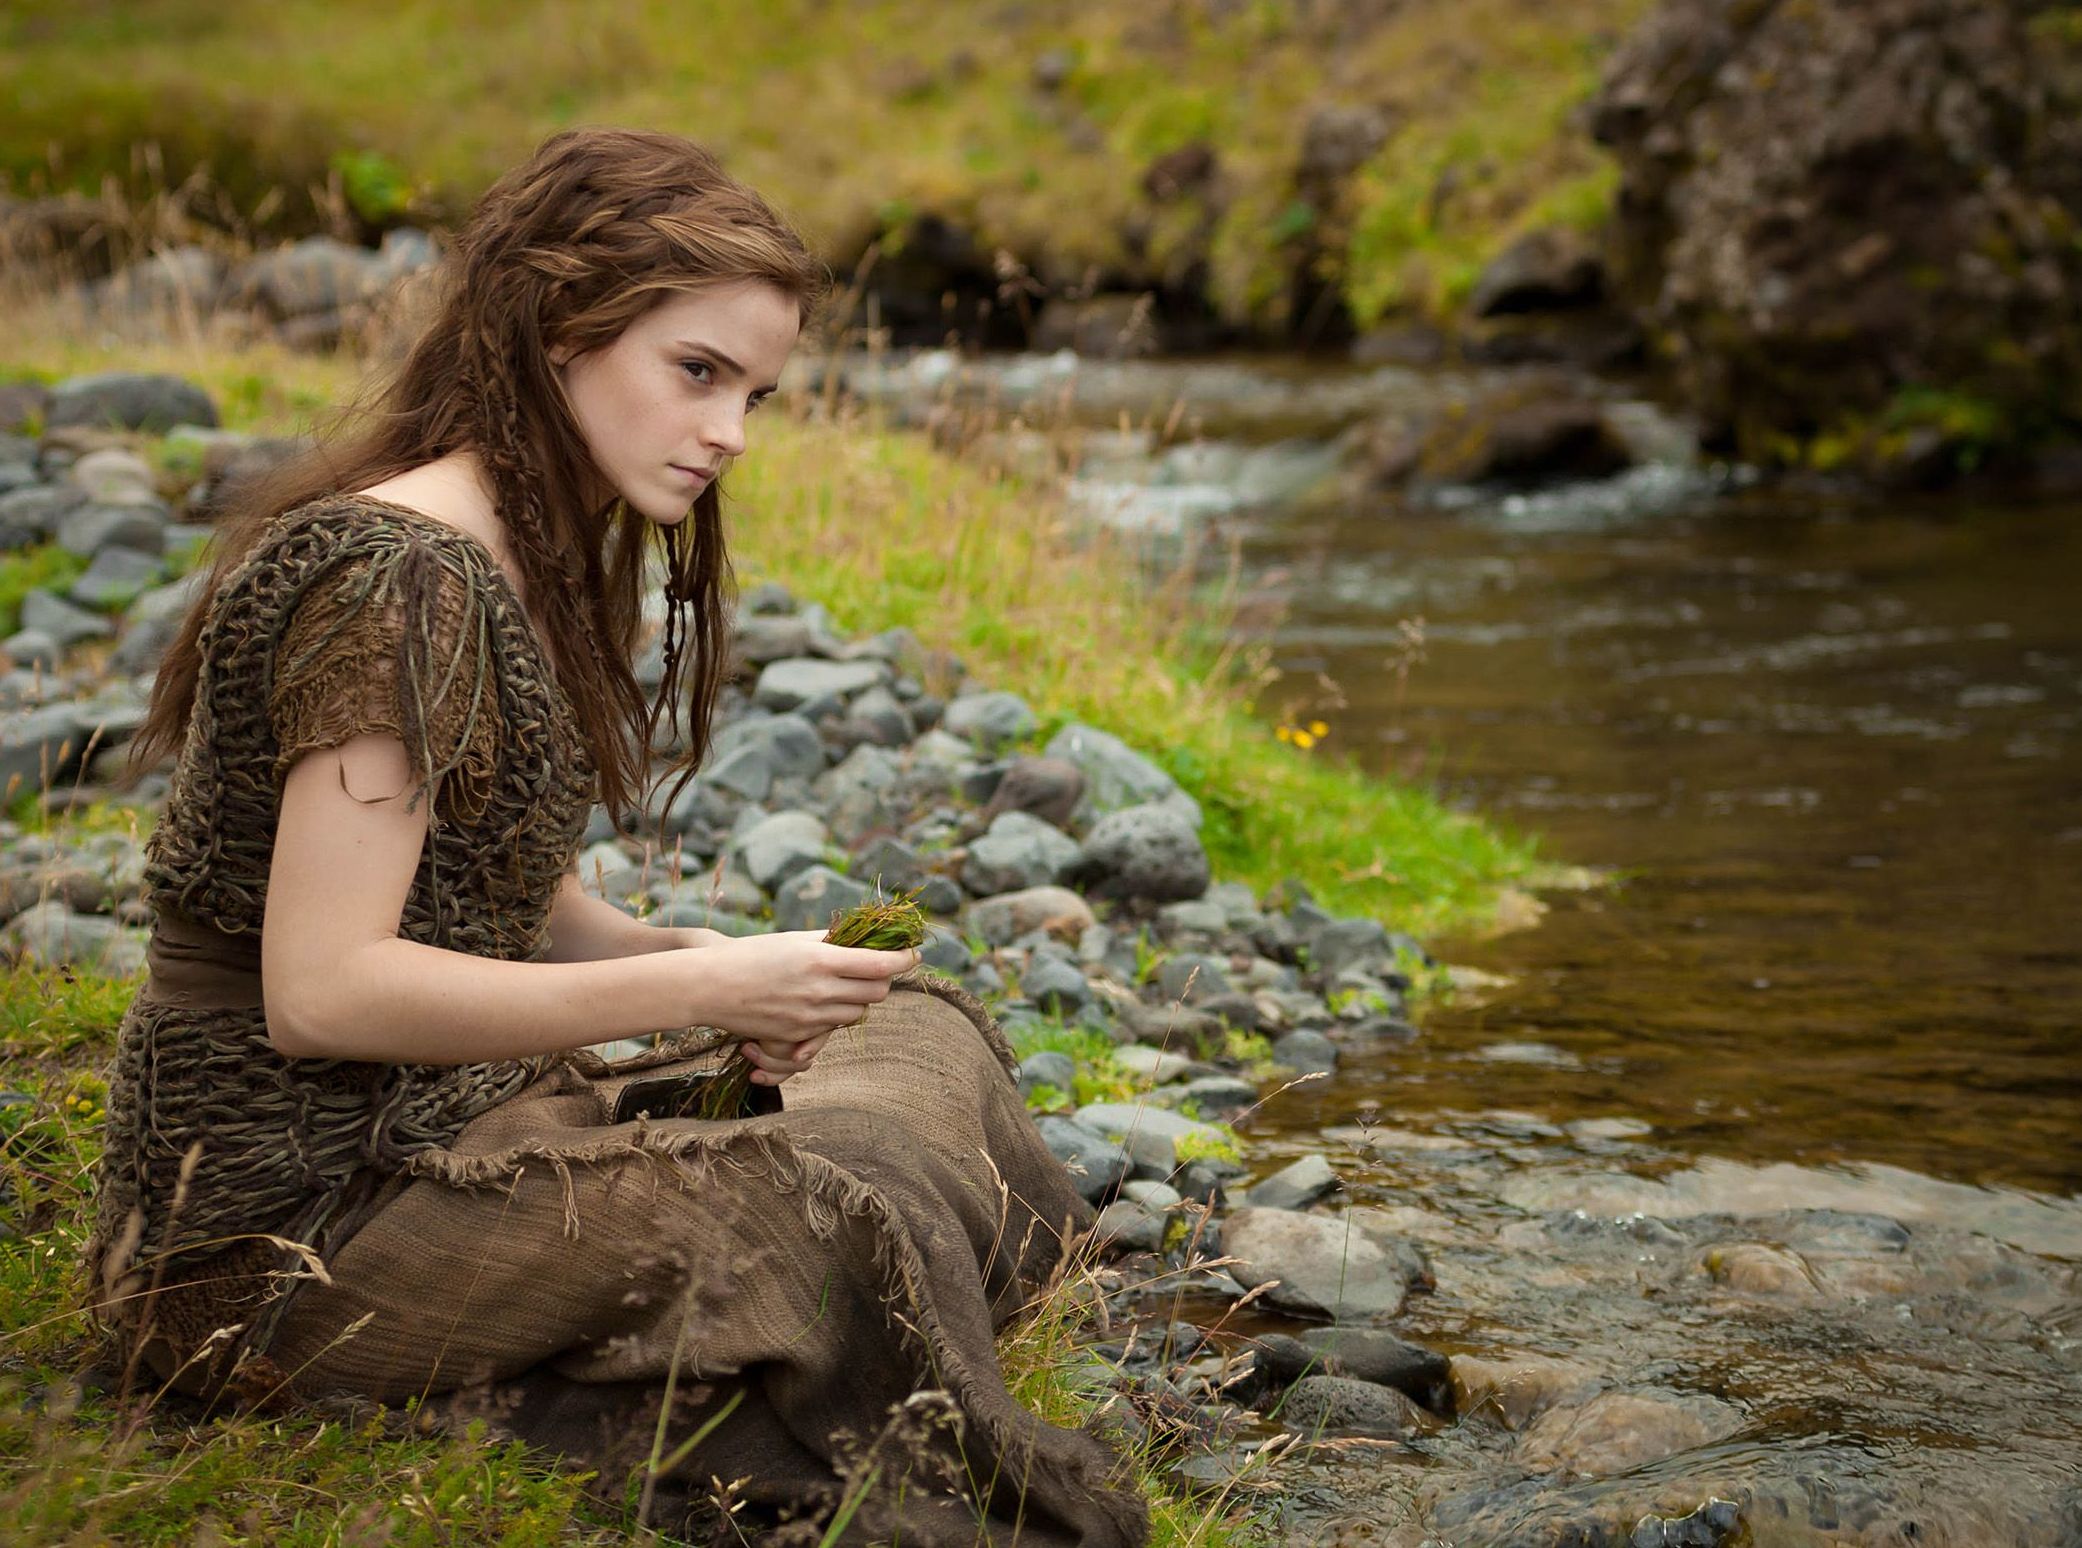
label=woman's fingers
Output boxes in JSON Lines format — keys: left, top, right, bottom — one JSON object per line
{"left": 823, "top": 943, "right": 923, "bottom": 979}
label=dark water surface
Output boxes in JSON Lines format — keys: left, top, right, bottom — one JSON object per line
{"left": 1243, "top": 486, "right": 2082, "bottom": 1200}
{"left": 839, "top": 347, "right": 2082, "bottom": 1539}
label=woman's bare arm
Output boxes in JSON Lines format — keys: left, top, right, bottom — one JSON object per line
{"left": 261, "top": 732, "right": 910, "bottom": 1068}
{"left": 542, "top": 870, "right": 728, "bottom": 961}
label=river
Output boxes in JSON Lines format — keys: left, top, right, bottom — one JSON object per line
{"left": 835, "top": 349, "right": 2082, "bottom": 1546}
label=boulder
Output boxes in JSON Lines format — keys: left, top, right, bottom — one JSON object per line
{"left": 46, "top": 373, "right": 218, "bottom": 433}
{"left": 752, "top": 657, "right": 888, "bottom": 711}
{"left": 1, "top": 704, "right": 91, "bottom": 801}
{"left": 1072, "top": 1100, "right": 1233, "bottom": 1176}
{"left": 1410, "top": 390, "right": 1634, "bottom": 487}
{"left": 1043, "top": 722, "right": 1201, "bottom": 827}
{"left": 1244, "top": 1155, "right": 1341, "bottom": 1211}
{"left": 978, "top": 756, "right": 1084, "bottom": 830}
{"left": 1298, "top": 1328, "right": 1454, "bottom": 1412}
{"left": 940, "top": 690, "right": 1038, "bottom": 752}
{"left": 1035, "top": 1115, "right": 1132, "bottom": 1201}
{"left": 1070, "top": 802, "right": 1210, "bottom": 903}
{"left": 1277, "top": 1375, "right": 1431, "bottom": 1438}
{"left": 1468, "top": 228, "right": 1606, "bottom": 317}
{"left": 732, "top": 810, "right": 830, "bottom": 892}
{"left": 1092, "top": 1197, "right": 1169, "bottom": 1253}
{"left": 68, "top": 547, "right": 166, "bottom": 612}
{"left": 1023, "top": 955, "right": 1093, "bottom": 1016}
{"left": 1591, "top": 0, "right": 2082, "bottom": 473}
{"left": 772, "top": 864, "right": 872, "bottom": 933}
{"left": 56, "top": 502, "right": 168, "bottom": 559}
{"left": 1514, "top": 1388, "right": 1745, "bottom": 1478}
{"left": 965, "top": 885, "right": 1095, "bottom": 946}
{"left": 232, "top": 236, "right": 385, "bottom": 320}
{"left": 961, "top": 811, "right": 1081, "bottom": 896}
{"left": 2, "top": 899, "right": 148, "bottom": 974}
{"left": 1219, "top": 1207, "right": 1413, "bottom": 1321}
{"left": 21, "top": 590, "right": 113, "bottom": 647}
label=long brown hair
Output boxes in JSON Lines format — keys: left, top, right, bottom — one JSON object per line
{"left": 132, "top": 127, "right": 827, "bottom": 821}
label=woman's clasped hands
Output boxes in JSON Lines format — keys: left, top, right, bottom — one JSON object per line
{"left": 686, "top": 929, "right": 920, "bottom": 1085}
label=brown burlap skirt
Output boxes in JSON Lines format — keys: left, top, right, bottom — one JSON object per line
{"left": 250, "top": 978, "right": 1145, "bottom": 1547}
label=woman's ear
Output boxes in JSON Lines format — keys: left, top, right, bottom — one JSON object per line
{"left": 548, "top": 341, "right": 574, "bottom": 369}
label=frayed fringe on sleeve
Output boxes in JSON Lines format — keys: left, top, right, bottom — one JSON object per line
{"left": 266, "top": 530, "right": 502, "bottom": 825}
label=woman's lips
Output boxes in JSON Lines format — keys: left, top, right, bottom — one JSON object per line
{"left": 670, "top": 463, "right": 716, "bottom": 486}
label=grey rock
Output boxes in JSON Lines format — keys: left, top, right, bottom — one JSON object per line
{"left": 1245, "top": 1155, "right": 1341, "bottom": 1211}
{"left": 1163, "top": 1075, "right": 1259, "bottom": 1118}
{"left": 21, "top": 591, "right": 111, "bottom": 650}
{"left": 1024, "top": 956, "right": 1092, "bottom": 1016}
{"left": 234, "top": 236, "right": 383, "bottom": 319}
{"left": 67, "top": 448, "right": 160, "bottom": 507}
{"left": 733, "top": 810, "right": 830, "bottom": 892}
{"left": 96, "top": 245, "right": 228, "bottom": 315}
{"left": 850, "top": 835, "right": 925, "bottom": 892}
{"left": 1044, "top": 721, "right": 1202, "bottom": 827}
{"left": 915, "top": 874, "right": 964, "bottom": 915}
{"left": 941, "top": 690, "right": 1037, "bottom": 752}
{"left": 735, "top": 613, "right": 813, "bottom": 664}
{"left": 1120, "top": 1180, "right": 1184, "bottom": 1211}
{"left": 919, "top": 923, "right": 973, "bottom": 975}
{"left": 698, "top": 740, "right": 777, "bottom": 802}
{"left": 961, "top": 811, "right": 1081, "bottom": 896}
{"left": 1297, "top": 1328, "right": 1453, "bottom": 1410}
{"left": 1156, "top": 951, "right": 1231, "bottom": 1005}
{"left": 965, "top": 885, "right": 1094, "bottom": 946}
{"left": 1, "top": 704, "right": 90, "bottom": 801}
{"left": 1220, "top": 1207, "right": 1411, "bottom": 1321}
{"left": 712, "top": 712, "right": 827, "bottom": 783}
{"left": 1093, "top": 1198, "right": 1169, "bottom": 1254}
{"left": 1017, "top": 1050, "right": 1077, "bottom": 1095}
{"left": 906, "top": 727, "right": 976, "bottom": 770}
{"left": 54, "top": 501, "right": 167, "bottom": 561}
{"left": 772, "top": 864, "right": 871, "bottom": 932}
{"left": 1278, "top": 1375, "right": 1430, "bottom": 1438}
{"left": 1110, "top": 1044, "right": 1200, "bottom": 1084}
{"left": 1310, "top": 916, "right": 1391, "bottom": 978}
{"left": 3, "top": 629, "right": 60, "bottom": 674}
{"left": 1, "top": 899, "right": 148, "bottom": 974}
{"left": 964, "top": 960, "right": 1005, "bottom": 997}
{"left": 977, "top": 755, "right": 1084, "bottom": 830}
{"left": 753, "top": 657, "right": 888, "bottom": 711}
{"left": 1163, "top": 899, "right": 1234, "bottom": 941}
{"left": 1073, "top": 1100, "right": 1232, "bottom": 1175}
{"left": 742, "top": 580, "right": 796, "bottom": 614}
{"left": 1035, "top": 1115, "right": 1131, "bottom": 1201}
{"left": 1272, "top": 1029, "right": 1339, "bottom": 1074}
{"left": 68, "top": 546, "right": 165, "bottom": 611}
{"left": 842, "top": 684, "right": 914, "bottom": 745}
{"left": 1071, "top": 802, "right": 1209, "bottom": 903}
{"left": 1194, "top": 990, "right": 1261, "bottom": 1032}
{"left": 110, "top": 574, "right": 202, "bottom": 676}
{"left": 0, "top": 485, "right": 86, "bottom": 544}
{"left": 46, "top": 372, "right": 218, "bottom": 433}
{"left": 1469, "top": 227, "right": 1606, "bottom": 318}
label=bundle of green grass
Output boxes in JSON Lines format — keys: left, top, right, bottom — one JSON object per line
{"left": 694, "top": 890, "right": 929, "bottom": 1120}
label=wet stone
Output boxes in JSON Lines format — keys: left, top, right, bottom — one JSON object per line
{"left": 1271, "top": 1029, "right": 1339, "bottom": 1073}
{"left": 1298, "top": 1328, "right": 1454, "bottom": 1411}
{"left": 1245, "top": 1155, "right": 1340, "bottom": 1211}
{"left": 1514, "top": 1388, "right": 1746, "bottom": 1478}
{"left": 1093, "top": 1198, "right": 1169, "bottom": 1254}
{"left": 1278, "top": 1375, "right": 1431, "bottom": 1438}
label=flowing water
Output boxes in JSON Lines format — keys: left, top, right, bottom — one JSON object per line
{"left": 837, "top": 350, "right": 2082, "bottom": 1544}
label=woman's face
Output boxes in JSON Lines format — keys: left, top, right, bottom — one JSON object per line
{"left": 555, "top": 279, "right": 800, "bottom": 525}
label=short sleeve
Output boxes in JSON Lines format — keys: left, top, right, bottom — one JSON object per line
{"left": 267, "top": 531, "right": 502, "bottom": 821}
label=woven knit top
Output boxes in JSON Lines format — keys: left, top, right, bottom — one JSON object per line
{"left": 89, "top": 494, "right": 595, "bottom": 1301}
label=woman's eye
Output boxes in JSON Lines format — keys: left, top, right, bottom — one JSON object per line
{"left": 681, "top": 361, "right": 713, "bottom": 384}
{"left": 746, "top": 395, "right": 768, "bottom": 415}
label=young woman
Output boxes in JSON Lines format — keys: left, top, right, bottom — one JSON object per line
{"left": 88, "top": 129, "right": 1145, "bottom": 1547}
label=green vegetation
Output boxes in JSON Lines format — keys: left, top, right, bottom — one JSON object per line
{"left": 1, "top": 0, "right": 1650, "bottom": 332}
{"left": 0, "top": 545, "right": 89, "bottom": 636}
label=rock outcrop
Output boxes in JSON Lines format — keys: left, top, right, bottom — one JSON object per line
{"left": 1592, "top": 0, "right": 2082, "bottom": 477}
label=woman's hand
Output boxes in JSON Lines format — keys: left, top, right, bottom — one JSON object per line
{"left": 683, "top": 930, "right": 918, "bottom": 1084}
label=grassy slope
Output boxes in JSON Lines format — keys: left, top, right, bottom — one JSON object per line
{"left": 1, "top": 0, "right": 1650, "bottom": 326}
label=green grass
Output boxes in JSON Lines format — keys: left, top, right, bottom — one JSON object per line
{"left": 0, "top": 545, "right": 89, "bottom": 636}
{"left": 0, "top": 0, "right": 1649, "bottom": 333}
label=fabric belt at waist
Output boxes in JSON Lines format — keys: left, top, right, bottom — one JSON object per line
{"left": 142, "top": 908, "right": 266, "bottom": 1011}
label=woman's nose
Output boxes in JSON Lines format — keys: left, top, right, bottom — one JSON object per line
{"left": 704, "top": 403, "right": 748, "bottom": 459}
